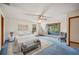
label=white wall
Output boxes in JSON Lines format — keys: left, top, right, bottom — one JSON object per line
{"left": 67, "top": 9, "right": 79, "bottom": 17}
{"left": 6, "top": 19, "right": 33, "bottom": 35}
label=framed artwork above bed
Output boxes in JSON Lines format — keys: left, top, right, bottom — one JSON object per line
{"left": 18, "top": 24, "right": 28, "bottom": 31}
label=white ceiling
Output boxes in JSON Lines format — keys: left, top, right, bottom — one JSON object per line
{"left": 0, "top": 3, "right": 79, "bottom": 22}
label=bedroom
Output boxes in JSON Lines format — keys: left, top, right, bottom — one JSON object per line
{"left": 0, "top": 3, "right": 79, "bottom": 55}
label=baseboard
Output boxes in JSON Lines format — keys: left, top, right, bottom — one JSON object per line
{"left": 70, "top": 41, "right": 79, "bottom": 44}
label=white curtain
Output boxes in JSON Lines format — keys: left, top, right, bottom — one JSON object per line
{"left": 41, "top": 21, "right": 46, "bottom": 31}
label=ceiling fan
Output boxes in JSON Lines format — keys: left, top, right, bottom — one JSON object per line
{"left": 24, "top": 4, "right": 53, "bottom": 22}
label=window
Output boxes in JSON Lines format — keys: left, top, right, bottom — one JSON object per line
{"left": 48, "top": 23, "right": 60, "bottom": 34}
{"left": 32, "top": 24, "right": 36, "bottom": 33}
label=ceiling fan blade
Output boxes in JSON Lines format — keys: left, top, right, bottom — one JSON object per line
{"left": 40, "top": 4, "right": 52, "bottom": 16}
{"left": 24, "top": 13, "right": 40, "bottom": 16}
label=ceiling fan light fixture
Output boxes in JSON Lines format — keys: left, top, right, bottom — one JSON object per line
{"left": 38, "top": 19, "right": 42, "bottom": 23}
{"left": 39, "top": 16, "right": 43, "bottom": 19}
{"left": 39, "top": 16, "right": 46, "bottom": 20}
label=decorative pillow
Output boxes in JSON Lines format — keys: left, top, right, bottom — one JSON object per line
{"left": 16, "top": 31, "right": 32, "bottom": 36}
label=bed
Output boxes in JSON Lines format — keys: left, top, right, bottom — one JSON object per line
{"left": 13, "top": 32, "right": 41, "bottom": 54}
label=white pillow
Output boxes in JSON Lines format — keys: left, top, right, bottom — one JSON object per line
{"left": 16, "top": 31, "right": 32, "bottom": 36}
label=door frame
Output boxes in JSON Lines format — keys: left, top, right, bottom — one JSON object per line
{"left": 68, "top": 16, "right": 79, "bottom": 46}
{"left": 1, "top": 15, "right": 4, "bottom": 48}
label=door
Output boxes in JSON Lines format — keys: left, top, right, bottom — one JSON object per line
{"left": 69, "top": 16, "right": 79, "bottom": 48}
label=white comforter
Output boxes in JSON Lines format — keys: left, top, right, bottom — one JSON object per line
{"left": 14, "top": 34, "right": 38, "bottom": 52}
{"left": 16, "top": 34, "right": 37, "bottom": 43}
